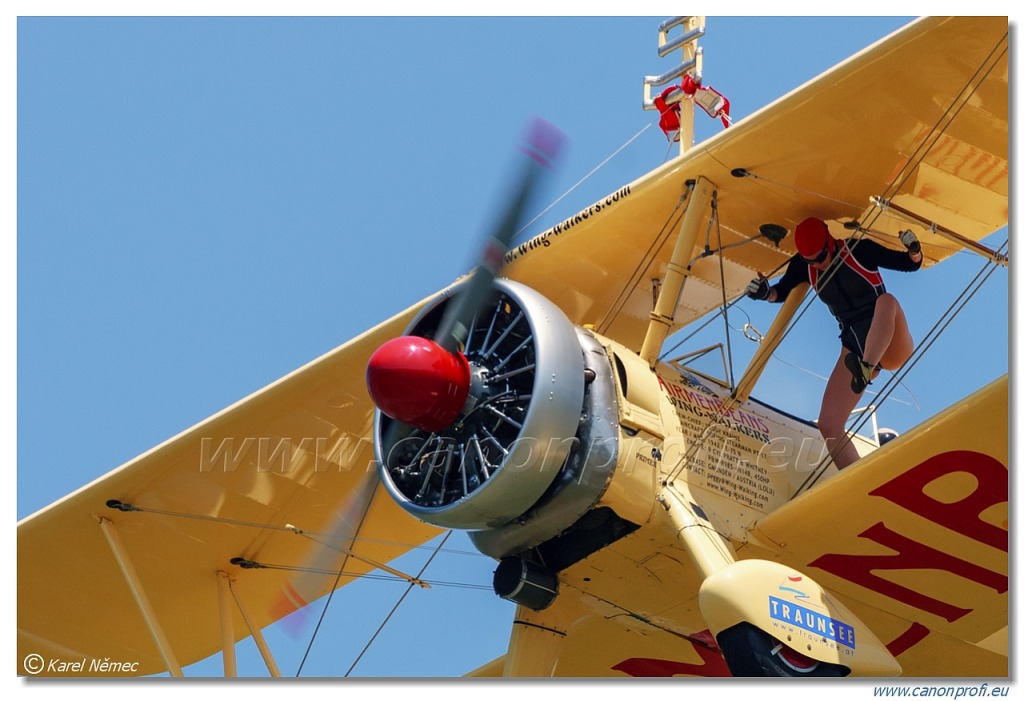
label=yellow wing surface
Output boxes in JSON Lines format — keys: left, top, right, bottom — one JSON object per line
{"left": 18, "top": 16, "right": 1008, "bottom": 677}
{"left": 744, "top": 375, "right": 1009, "bottom": 676}
{"left": 17, "top": 301, "right": 442, "bottom": 675}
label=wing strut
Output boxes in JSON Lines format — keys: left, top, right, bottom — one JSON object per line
{"left": 222, "top": 572, "right": 282, "bottom": 677}
{"left": 96, "top": 516, "right": 183, "bottom": 676}
{"left": 639, "top": 176, "right": 715, "bottom": 368}
{"left": 656, "top": 480, "right": 901, "bottom": 676}
{"left": 657, "top": 481, "right": 737, "bottom": 578}
{"left": 217, "top": 572, "right": 237, "bottom": 676}
{"left": 871, "top": 197, "right": 1009, "bottom": 267}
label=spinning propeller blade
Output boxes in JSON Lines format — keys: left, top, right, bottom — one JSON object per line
{"left": 269, "top": 469, "right": 380, "bottom": 637}
{"left": 434, "top": 116, "right": 566, "bottom": 352}
{"left": 366, "top": 116, "right": 566, "bottom": 433}
{"left": 271, "top": 118, "right": 565, "bottom": 637}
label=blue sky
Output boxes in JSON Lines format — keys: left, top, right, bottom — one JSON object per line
{"left": 13, "top": 12, "right": 1014, "bottom": 684}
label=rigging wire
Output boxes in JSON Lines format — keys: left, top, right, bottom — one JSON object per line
{"left": 659, "top": 34, "right": 1007, "bottom": 487}
{"left": 103, "top": 499, "right": 488, "bottom": 558}
{"left": 731, "top": 170, "right": 866, "bottom": 212}
{"left": 664, "top": 298, "right": 920, "bottom": 411}
{"left": 796, "top": 236, "right": 1008, "bottom": 492}
{"left": 663, "top": 222, "right": 1003, "bottom": 487}
{"left": 713, "top": 25, "right": 1008, "bottom": 391}
{"left": 663, "top": 135, "right": 679, "bottom": 163}
{"left": 294, "top": 480, "right": 381, "bottom": 676}
{"left": 556, "top": 579, "right": 723, "bottom": 653}
{"left": 231, "top": 559, "right": 488, "bottom": 591}
{"left": 782, "top": 32, "right": 1009, "bottom": 487}
{"left": 515, "top": 123, "right": 652, "bottom": 237}
{"left": 510, "top": 120, "right": 688, "bottom": 338}
{"left": 105, "top": 499, "right": 495, "bottom": 676}
{"left": 659, "top": 219, "right": 864, "bottom": 484}
{"left": 657, "top": 251, "right": 789, "bottom": 362}
{"left": 878, "top": 37, "right": 1007, "bottom": 208}
{"left": 597, "top": 187, "right": 689, "bottom": 334}
{"left": 770, "top": 352, "right": 920, "bottom": 411}
{"left": 343, "top": 531, "right": 454, "bottom": 677}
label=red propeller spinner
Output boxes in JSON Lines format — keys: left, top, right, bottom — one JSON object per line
{"left": 366, "top": 335, "right": 471, "bottom": 433}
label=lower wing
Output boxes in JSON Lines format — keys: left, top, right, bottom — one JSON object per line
{"left": 743, "top": 375, "right": 1008, "bottom": 676}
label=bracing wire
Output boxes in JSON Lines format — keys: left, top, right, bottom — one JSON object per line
{"left": 658, "top": 248, "right": 791, "bottom": 362}
{"left": 102, "top": 500, "right": 492, "bottom": 677}
{"left": 878, "top": 36, "right": 1008, "bottom": 208}
{"left": 343, "top": 531, "right": 453, "bottom": 677}
{"left": 516, "top": 123, "right": 652, "bottom": 237}
{"left": 597, "top": 186, "right": 690, "bottom": 335}
{"left": 295, "top": 483, "right": 382, "bottom": 676}
{"left": 714, "top": 26, "right": 1008, "bottom": 389}
{"left": 659, "top": 32, "right": 1007, "bottom": 488}
{"left": 796, "top": 237, "right": 1009, "bottom": 492}
{"left": 782, "top": 33, "right": 1009, "bottom": 488}
{"left": 103, "top": 499, "right": 488, "bottom": 559}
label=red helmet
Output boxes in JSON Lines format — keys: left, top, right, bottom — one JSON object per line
{"left": 795, "top": 217, "right": 834, "bottom": 260}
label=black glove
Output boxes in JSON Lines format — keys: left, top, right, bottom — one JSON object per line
{"left": 745, "top": 276, "right": 770, "bottom": 301}
{"left": 899, "top": 229, "right": 921, "bottom": 255}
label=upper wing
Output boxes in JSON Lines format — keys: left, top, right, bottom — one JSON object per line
{"left": 503, "top": 16, "right": 1008, "bottom": 350}
{"left": 743, "top": 375, "right": 1009, "bottom": 676}
{"left": 17, "top": 298, "right": 443, "bottom": 675}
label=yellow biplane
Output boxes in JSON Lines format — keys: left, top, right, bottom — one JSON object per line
{"left": 17, "top": 16, "right": 1008, "bottom": 678}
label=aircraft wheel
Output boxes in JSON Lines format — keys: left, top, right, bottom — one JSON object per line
{"left": 716, "top": 622, "right": 849, "bottom": 677}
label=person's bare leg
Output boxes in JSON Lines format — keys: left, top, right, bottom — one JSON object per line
{"left": 818, "top": 350, "right": 864, "bottom": 470}
{"left": 861, "top": 293, "right": 898, "bottom": 367}
{"left": 848, "top": 294, "right": 913, "bottom": 392}
{"left": 879, "top": 296, "right": 913, "bottom": 371}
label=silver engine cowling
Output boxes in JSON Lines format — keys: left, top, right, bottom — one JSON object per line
{"left": 372, "top": 278, "right": 594, "bottom": 531}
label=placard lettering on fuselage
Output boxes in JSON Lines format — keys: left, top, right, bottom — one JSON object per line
{"left": 652, "top": 367, "right": 845, "bottom": 522}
